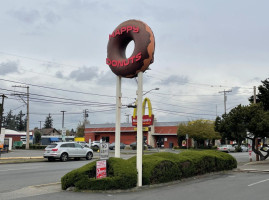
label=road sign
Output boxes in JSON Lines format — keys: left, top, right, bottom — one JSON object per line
{"left": 96, "top": 160, "right": 107, "bottom": 179}
{"left": 100, "top": 142, "right": 109, "bottom": 160}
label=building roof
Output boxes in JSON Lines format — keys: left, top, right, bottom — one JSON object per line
{"left": 85, "top": 121, "right": 180, "bottom": 135}
{"left": 2, "top": 129, "right": 33, "bottom": 136}
{"left": 85, "top": 121, "right": 181, "bottom": 129}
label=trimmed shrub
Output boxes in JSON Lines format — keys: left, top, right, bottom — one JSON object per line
{"left": 61, "top": 157, "right": 137, "bottom": 190}
{"left": 61, "top": 150, "right": 237, "bottom": 191}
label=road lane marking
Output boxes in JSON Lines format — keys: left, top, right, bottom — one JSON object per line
{"left": 0, "top": 166, "right": 40, "bottom": 172}
{"left": 248, "top": 178, "right": 269, "bottom": 186}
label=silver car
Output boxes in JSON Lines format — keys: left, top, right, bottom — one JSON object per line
{"left": 43, "top": 142, "right": 93, "bottom": 162}
{"left": 217, "top": 144, "right": 235, "bottom": 153}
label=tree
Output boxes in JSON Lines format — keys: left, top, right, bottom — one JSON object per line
{"left": 215, "top": 105, "right": 247, "bottom": 146}
{"left": 177, "top": 119, "right": 221, "bottom": 148}
{"left": 43, "top": 114, "right": 53, "bottom": 128}
{"left": 34, "top": 130, "right": 41, "bottom": 144}
{"left": 245, "top": 104, "right": 269, "bottom": 160}
{"left": 249, "top": 78, "right": 269, "bottom": 111}
{"left": 15, "top": 110, "right": 26, "bottom": 131}
{"left": 4, "top": 110, "right": 16, "bottom": 130}
{"left": 76, "top": 122, "right": 85, "bottom": 137}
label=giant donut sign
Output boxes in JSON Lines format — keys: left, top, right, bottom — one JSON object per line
{"left": 107, "top": 19, "right": 155, "bottom": 78}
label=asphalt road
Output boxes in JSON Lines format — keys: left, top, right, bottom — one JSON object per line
{"left": 2, "top": 172, "right": 269, "bottom": 200}
{"left": 0, "top": 151, "right": 267, "bottom": 200}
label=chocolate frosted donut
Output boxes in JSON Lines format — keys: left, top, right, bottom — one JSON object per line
{"left": 106, "top": 19, "right": 155, "bottom": 78}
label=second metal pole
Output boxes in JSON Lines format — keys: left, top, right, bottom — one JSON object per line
{"left": 136, "top": 72, "right": 143, "bottom": 187}
{"left": 115, "top": 76, "right": 121, "bottom": 158}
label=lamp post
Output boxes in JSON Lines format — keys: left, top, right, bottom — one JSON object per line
{"left": 143, "top": 88, "right": 159, "bottom": 96}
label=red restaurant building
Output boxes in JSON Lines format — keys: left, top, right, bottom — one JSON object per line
{"left": 84, "top": 121, "right": 180, "bottom": 148}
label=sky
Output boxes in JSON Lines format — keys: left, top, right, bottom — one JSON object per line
{"left": 0, "top": 0, "right": 268, "bottom": 131}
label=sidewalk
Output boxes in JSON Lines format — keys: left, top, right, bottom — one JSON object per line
{"left": 236, "top": 159, "right": 269, "bottom": 173}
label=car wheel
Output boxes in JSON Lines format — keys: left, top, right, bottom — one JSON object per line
{"left": 60, "top": 153, "right": 68, "bottom": 162}
{"left": 48, "top": 157, "right": 54, "bottom": 162}
{"left": 86, "top": 152, "right": 93, "bottom": 160}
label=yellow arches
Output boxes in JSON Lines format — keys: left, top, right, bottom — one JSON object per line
{"left": 132, "top": 98, "right": 153, "bottom": 118}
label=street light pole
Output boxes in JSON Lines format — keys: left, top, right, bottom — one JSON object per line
{"left": 143, "top": 88, "right": 159, "bottom": 96}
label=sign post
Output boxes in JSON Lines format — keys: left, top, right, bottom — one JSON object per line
{"left": 248, "top": 143, "right": 252, "bottom": 162}
{"left": 186, "top": 134, "right": 189, "bottom": 150}
{"left": 100, "top": 142, "right": 109, "bottom": 160}
{"left": 96, "top": 142, "right": 109, "bottom": 179}
{"left": 96, "top": 160, "right": 107, "bottom": 179}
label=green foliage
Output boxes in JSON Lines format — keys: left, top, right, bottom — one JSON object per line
{"left": 43, "top": 113, "right": 53, "bottom": 128}
{"left": 16, "top": 144, "right": 46, "bottom": 149}
{"left": 34, "top": 130, "right": 41, "bottom": 144}
{"left": 178, "top": 120, "right": 221, "bottom": 147}
{"left": 61, "top": 151, "right": 237, "bottom": 191}
{"left": 61, "top": 158, "right": 137, "bottom": 190}
{"left": 245, "top": 104, "right": 269, "bottom": 139}
{"left": 216, "top": 105, "right": 247, "bottom": 145}
{"left": 76, "top": 122, "right": 85, "bottom": 137}
{"left": 15, "top": 110, "right": 26, "bottom": 131}
{"left": 249, "top": 78, "right": 269, "bottom": 111}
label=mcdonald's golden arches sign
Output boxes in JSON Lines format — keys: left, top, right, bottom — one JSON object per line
{"left": 132, "top": 98, "right": 154, "bottom": 126}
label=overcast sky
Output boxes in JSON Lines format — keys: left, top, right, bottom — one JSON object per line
{"left": 0, "top": 0, "right": 268, "bottom": 131}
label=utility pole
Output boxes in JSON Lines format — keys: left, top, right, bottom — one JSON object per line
{"left": 0, "top": 94, "right": 8, "bottom": 135}
{"left": 61, "top": 111, "right": 66, "bottom": 129}
{"left": 39, "top": 121, "right": 42, "bottom": 130}
{"left": 61, "top": 111, "right": 66, "bottom": 142}
{"left": 219, "top": 89, "right": 232, "bottom": 114}
{"left": 253, "top": 86, "right": 257, "bottom": 104}
{"left": 83, "top": 109, "right": 89, "bottom": 124}
{"left": 12, "top": 85, "right": 30, "bottom": 149}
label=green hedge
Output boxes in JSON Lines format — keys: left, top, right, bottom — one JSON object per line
{"left": 61, "top": 157, "right": 137, "bottom": 190}
{"left": 61, "top": 150, "right": 237, "bottom": 190}
{"left": 15, "top": 144, "right": 47, "bottom": 149}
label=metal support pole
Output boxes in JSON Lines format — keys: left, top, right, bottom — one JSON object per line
{"left": 26, "top": 86, "right": 30, "bottom": 150}
{"left": 0, "top": 94, "right": 7, "bottom": 135}
{"left": 136, "top": 72, "right": 143, "bottom": 187}
{"left": 115, "top": 76, "right": 121, "bottom": 158}
{"left": 61, "top": 111, "right": 66, "bottom": 129}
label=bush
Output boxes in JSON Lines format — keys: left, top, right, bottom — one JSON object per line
{"left": 61, "top": 157, "right": 137, "bottom": 190}
{"left": 61, "top": 150, "right": 237, "bottom": 191}
{"left": 15, "top": 144, "right": 46, "bottom": 149}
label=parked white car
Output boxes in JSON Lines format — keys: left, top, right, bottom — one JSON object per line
{"left": 43, "top": 142, "right": 93, "bottom": 162}
{"left": 91, "top": 141, "right": 100, "bottom": 148}
{"left": 217, "top": 145, "right": 235, "bottom": 153}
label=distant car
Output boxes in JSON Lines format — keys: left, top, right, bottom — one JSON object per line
{"left": 43, "top": 142, "right": 93, "bottom": 162}
{"left": 77, "top": 141, "right": 87, "bottom": 147}
{"left": 217, "top": 145, "right": 235, "bottom": 153}
{"left": 109, "top": 142, "right": 126, "bottom": 150}
{"left": 130, "top": 142, "right": 150, "bottom": 149}
{"left": 234, "top": 145, "right": 248, "bottom": 152}
{"left": 91, "top": 141, "right": 100, "bottom": 148}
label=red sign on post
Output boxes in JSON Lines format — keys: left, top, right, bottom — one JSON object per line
{"left": 132, "top": 115, "right": 154, "bottom": 126}
{"left": 96, "top": 160, "right": 107, "bottom": 179}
